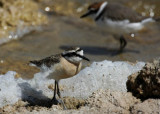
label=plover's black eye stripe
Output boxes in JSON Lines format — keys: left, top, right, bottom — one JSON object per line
{"left": 62, "top": 52, "right": 89, "bottom": 61}
{"left": 74, "top": 53, "right": 83, "bottom": 58}
{"left": 62, "top": 52, "right": 82, "bottom": 58}
{"left": 62, "top": 52, "right": 77, "bottom": 57}
{"left": 75, "top": 53, "right": 90, "bottom": 61}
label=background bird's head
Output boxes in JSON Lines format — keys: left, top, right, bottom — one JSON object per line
{"left": 80, "top": 1, "right": 108, "bottom": 20}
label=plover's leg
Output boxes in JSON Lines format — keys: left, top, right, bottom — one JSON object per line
{"left": 56, "top": 81, "right": 67, "bottom": 110}
{"left": 113, "top": 34, "right": 127, "bottom": 52}
{"left": 57, "top": 80, "right": 61, "bottom": 98}
{"left": 119, "top": 35, "right": 127, "bottom": 52}
{"left": 51, "top": 80, "right": 59, "bottom": 105}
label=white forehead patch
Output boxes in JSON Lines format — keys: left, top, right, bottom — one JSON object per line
{"left": 77, "top": 50, "right": 84, "bottom": 56}
{"left": 75, "top": 47, "right": 80, "bottom": 50}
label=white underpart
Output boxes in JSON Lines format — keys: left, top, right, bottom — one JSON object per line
{"left": 30, "top": 63, "right": 54, "bottom": 74}
{"left": 40, "top": 64, "right": 49, "bottom": 71}
{"left": 96, "top": 1, "right": 108, "bottom": 18}
{"left": 40, "top": 64, "right": 59, "bottom": 80}
{"left": 141, "top": 17, "right": 155, "bottom": 24}
{"left": 96, "top": 17, "right": 154, "bottom": 35}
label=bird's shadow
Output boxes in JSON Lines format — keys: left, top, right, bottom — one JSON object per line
{"left": 18, "top": 82, "right": 52, "bottom": 107}
{"left": 60, "top": 45, "right": 140, "bottom": 56}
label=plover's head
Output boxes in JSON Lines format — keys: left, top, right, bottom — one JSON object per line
{"left": 62, "top": 47, "right": 89, "bottom": 64}
{"left": 80, "top": 1, "right": 108, "bottom": 20}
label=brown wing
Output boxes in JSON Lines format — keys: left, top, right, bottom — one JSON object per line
{"left": 30, "top": 54, "right": 61, "bottom": 68}
{"left": 102, "top": 3, "right": 147, "bottom": 22}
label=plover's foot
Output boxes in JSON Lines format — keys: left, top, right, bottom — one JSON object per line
{"left": 51, "top": 98, "right": 61, "bottom": 105}
{"left": 118, "top": 49, "right": 123, "bottom": 54}
{"left": 51, "top": 98, "right": 67, "bottom": 110}
{"left": 58, "top": 99, "right": 67, "bottom": 110}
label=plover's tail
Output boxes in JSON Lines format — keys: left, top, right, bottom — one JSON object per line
{"left": 29, "top": 60, "right": 39, "bottom": 67}
{"left": 141, "top": 18, "right": 155, "bottom": 25}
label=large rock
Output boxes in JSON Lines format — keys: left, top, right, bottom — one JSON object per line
{"left": 127, "top": 58, "right": 160, "bottom": 99}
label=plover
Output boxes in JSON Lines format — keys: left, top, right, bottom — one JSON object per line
{"left": 81, "top": 1, "right": 159, "bottom": 52}
{"left": 30, "top": 47, "right": 89, "bottom": 109}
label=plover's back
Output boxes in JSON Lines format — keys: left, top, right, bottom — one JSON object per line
{"left": 101, "top": 3, "right": 146, "bottom": 22}
{"left": 30, "top": 54, "right": 61, "bottom": 68}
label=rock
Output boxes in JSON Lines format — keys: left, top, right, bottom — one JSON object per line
{"left": 0, "top": 105, "right": 15, "bottom": 113}
{"left": 127, "top": 58, "right": 160, "bottom": 99}
{"left": 130, "top": 99, "right": 160, "bottom": 114}
{"left": 62, "top": 97, "right": 86, "bottom": 109}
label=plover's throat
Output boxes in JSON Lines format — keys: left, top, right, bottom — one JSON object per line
{"left": 95, "top": 1, "right": 108, "bottom": 20}
{"left": 62, "top": 54, "right": 82, "bottom": 64}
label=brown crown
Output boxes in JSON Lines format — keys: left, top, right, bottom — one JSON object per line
{"left": 88, "top": 1, "right": 105, "bottom": 10}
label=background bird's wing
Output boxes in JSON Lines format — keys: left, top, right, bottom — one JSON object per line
{"left": 102, "top": 3, "right": 147, "bottom": 22}
{"left": 30, "top": 54, "right": 61, "bottom": 68}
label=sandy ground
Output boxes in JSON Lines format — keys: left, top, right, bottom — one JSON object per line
{"left": 0, "top": 89, "right": 159, "bottom": 114}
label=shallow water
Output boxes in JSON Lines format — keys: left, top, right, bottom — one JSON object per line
{"left": 0, "top": 0, "right": 160, "bottom": 78}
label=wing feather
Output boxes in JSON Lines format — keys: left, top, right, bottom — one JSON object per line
{"left": 102, "top": 3, "right": 147, "bottom": 22}
{"left": 30, "top": 54, "right": 61, "bottom": 68}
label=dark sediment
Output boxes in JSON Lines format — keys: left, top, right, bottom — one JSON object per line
{"left": 127, "top": 58, "right": 160, "bottom": 100}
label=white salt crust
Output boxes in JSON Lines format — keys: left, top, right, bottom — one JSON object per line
{"left": 0, "top": 60, "right": 145, "bottom": 107}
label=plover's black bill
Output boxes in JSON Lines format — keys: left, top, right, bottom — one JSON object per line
{"left": 81, "top": 55, "right": 90, "bottom": 61}
{"left": 80, "top": 10, "right": 93, "bottom": 18}
{"left": 83, "top": 56, "right": 90, "bottom": 61}
{"left": 75, "top": 53, "right": 90, "bottom": 61}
